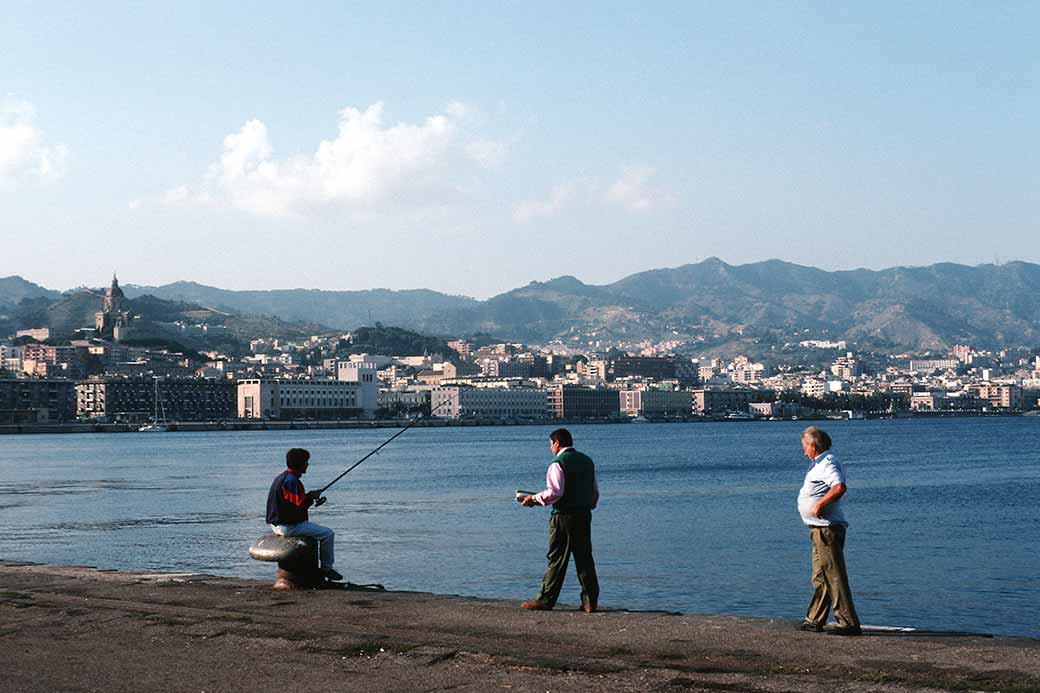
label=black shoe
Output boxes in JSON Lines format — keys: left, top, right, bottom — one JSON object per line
{"left": 323, "top": 568, "right": 344, "bottom": 582}
{"left": 795, "top": 621, "right": 824, "bottom": 632}
{"left": 521, "top": 599, "right": 553, "bottom": 611}
{"left": 827, "top": 625, "right": 862, "bottom": 636}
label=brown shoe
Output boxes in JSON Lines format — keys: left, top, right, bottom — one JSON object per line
{"left": 521, "top": 599, "right": 553, "bottom": 611}
{"left": 582, "top": 603, "right": 597, "bottom": 613}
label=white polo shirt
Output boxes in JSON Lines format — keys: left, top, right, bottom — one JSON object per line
{"left": 797, "top": 451, "right": 849, "bottom": 528}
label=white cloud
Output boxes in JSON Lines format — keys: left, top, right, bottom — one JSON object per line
{"left": 513, "top": 182, "right": 578, "bottom": 223}
{"left": 0, "top": 97, "right": 69, "bottom": 183}
{"left": 465, "top": 138, "right": 510, "bottom": 169}
{"left": 605, "top": 165, "right": 668, "bottom": 211}
{"left": 514, "top": 165, "right": 670, "bottom": 223}
{"left": 164, "top": 102, "right": 508, "bottom": 217}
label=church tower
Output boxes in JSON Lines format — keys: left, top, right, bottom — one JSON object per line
{"left": 95, "top": 274, "right": 132, "bottom": 341}
{"left": 103, "top": 274, "right": 126, "bottom": 313}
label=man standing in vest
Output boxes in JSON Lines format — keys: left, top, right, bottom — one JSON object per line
{"left": 267, "top": 448, "right": 342, "bottom": 582}
{"left": 519, "top": 428, "right": 600, "bottom": 612}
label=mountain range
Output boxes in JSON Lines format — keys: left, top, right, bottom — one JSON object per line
{"left": 4, "top": 258, "right": 1040, "bottom": 353}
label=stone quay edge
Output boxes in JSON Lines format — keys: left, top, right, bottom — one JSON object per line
{"left": 2, "top": 563, "right": 1038, "bottom": 692}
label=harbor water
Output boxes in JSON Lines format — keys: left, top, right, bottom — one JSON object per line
{"left": 2, "top": 417, "right": 1038, "bottom": 637}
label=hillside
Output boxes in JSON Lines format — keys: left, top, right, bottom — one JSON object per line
{"left": 6, "top": 260, "right": 1040, "bottom": 351}
{"left": 2, "top": 289, "right": 330, "bottom": 348}
{"left": 0, "top": 276, "right": 62, "bottom": 310}
{"left": 122, "top": 281, "right": 478, "bottom": 330}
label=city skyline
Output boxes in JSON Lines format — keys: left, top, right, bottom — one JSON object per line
{"left": 2, "top": 2, "right": 1036, "bottom": 298}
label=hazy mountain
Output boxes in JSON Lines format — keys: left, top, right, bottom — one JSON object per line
{"left": 4, "top": 288, "right": 327, "bottom": 347}
{"left": 122, "top": 281, "right": 478, "bottom": 331}
{"left": 0, "top": 276, "right": 62, "bottom": 311}
{"left": 6, "top": 260, "right": 1040, "bottom": 351}
{"left": 455, "top": 259, "right": 1040, "bottom": 349}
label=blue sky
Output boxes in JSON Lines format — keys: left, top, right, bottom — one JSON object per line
{"left": 1, "top": 2, "right": 1036, "bottom": 297}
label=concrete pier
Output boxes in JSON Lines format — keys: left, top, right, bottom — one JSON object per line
{"left": 1, "top": 563, "right": 1037, "bottom": 692}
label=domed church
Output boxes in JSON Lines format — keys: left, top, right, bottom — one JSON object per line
{"left": 95, "top": 274, "right": 132, "bottom": 341}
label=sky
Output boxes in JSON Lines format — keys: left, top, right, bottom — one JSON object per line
{"left": 1, "top": 1, "right": 1036, "bottom": 298}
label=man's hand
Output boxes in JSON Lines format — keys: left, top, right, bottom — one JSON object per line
{"left": 521, "top": 495, "right": 538, "bottom": 507}
{"left": 306, "top": 490, "right": 322, "bottom": 501}
{"left": 812, "top": 483, "right": 846, "bottom": 518}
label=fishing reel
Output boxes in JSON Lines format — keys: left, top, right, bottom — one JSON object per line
{"left": 314, "top": 496, "right": 328, "bottom": 507}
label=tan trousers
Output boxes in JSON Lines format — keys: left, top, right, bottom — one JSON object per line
{"left": 806, "top": 525, "right": 860, "bottom": 627}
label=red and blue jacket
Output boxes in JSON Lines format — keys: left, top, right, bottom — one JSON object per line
{"left": 266, "top": 469, "right": 313, "bottom": 525}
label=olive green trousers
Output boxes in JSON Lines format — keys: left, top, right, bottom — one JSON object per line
{"left": 806, "top": 525, "right": 861, "bottom": 627}
{"left": 535, "top": 511, "right": 599, "bottom": 608}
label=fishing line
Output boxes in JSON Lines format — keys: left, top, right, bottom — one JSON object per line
{"left": 314, "top": 398, "right": 454, "bottom": 500}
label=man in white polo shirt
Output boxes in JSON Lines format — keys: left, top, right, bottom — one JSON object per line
{"left": 796, "top": 426, "right": 862, "bottom": 636}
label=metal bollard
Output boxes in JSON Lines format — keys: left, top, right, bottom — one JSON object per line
{"left": 249, "top": 534, "right": 324, "bottom": 590}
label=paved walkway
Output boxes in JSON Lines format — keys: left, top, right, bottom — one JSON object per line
{"left": 2, "top": 563, "right": 1037, "bottom": 692}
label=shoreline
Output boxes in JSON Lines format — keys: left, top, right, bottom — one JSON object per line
{"left": 2, "top": 562, "right": 1037, "bottom": 692}
{"left": 0, "top": 410, "right": 1028, "bottom": 435}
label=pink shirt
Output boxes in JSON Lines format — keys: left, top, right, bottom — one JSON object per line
{"left": 533, "top": 447, "right": 600, "bottom": 507}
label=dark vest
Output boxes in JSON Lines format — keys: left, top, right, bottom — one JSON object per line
{"left": 552, "top": 448, "right": 596, "bottom": 514}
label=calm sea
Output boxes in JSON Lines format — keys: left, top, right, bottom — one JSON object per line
{"left": 2, "top": 418, "right": 1038, "bottom": 637}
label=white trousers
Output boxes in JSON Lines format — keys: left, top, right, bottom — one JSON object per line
{"left": 271, "top": 521, "right": 334, "bottom": 569}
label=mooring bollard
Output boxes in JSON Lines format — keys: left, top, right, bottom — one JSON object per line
{"left": 249, "top": 534, "right": 324, "bottom": 590}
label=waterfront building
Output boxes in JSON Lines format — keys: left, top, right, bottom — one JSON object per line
{"left": 972, "top": 384, "right": 1023, "bottom": 410}
{"left": 431, "top": 386, "right": 547, "bottom": 420}
{"left": 546, "top": 384, "right": 620, "bottom": 420}
{"left": 0, "top": 378, "right": 76, "bottom": 424}
{"left": 619, "top": 389, "right": 692, "bottom": 417}
{"left": 237, "top": 378, "right": 361, "bottom": 420}
{"left": 336, "top": 361, "right": 378, "bottom": 416}
{"left": 749, "top": 401, "right": 800, "bottom": 418}
{"left": 691, "top": 388, "right": 768, "bottom": 414}
{"left": 376, "top": 389, "right": 431, "bottom": 416}
{"left": 910, "top": 392, "right": 941, "bottom": 411}
{"left": 77, "top": 378, "right": 236, "bottom": 422}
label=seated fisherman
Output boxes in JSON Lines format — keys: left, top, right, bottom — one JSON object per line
{"left": 266, "top": 447, "right": 342, "bottom": 581}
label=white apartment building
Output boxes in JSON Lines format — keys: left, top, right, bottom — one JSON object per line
{"left": 431, "top": 386, "right": 547, "bottom": 420}
{"left": 238, "top": 379, "right": 361, "bottom": 419}
{"left": 909, "top": 359, "right": 959, "bottom": 373}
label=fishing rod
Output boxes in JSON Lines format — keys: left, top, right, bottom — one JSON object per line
{"left": 313, "top": 398, "right": 453, "bottom": 503}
